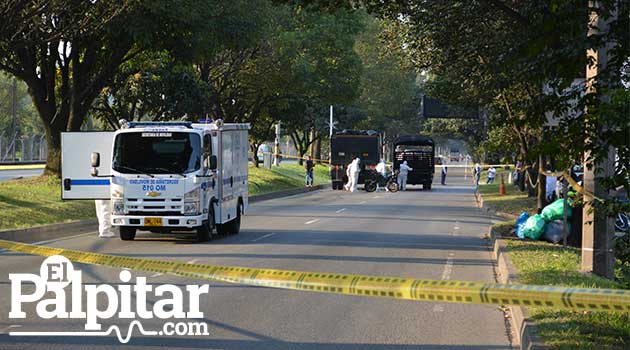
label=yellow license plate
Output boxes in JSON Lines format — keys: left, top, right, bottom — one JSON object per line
{"left": 144, "top": 217, "right": 162, "bottom": 227}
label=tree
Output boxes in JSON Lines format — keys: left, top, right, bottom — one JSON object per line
{"left": 92, "top": 52, "right": 210, "bottom": 129}
{"left": 352, "top": 15, "right": 421, "bottom": 144}
{"left": 0, "top": 0, "right": 218, "bottom": 176}
{"left": 0, "top": 72, "right": 41, "bottom": 140}
{"left": 273, "top": 7, "right": 364, "bottom": 164}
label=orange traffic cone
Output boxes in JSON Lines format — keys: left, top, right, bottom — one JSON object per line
{"left": 499, "top": 173, "right": 506, "bottom": 195}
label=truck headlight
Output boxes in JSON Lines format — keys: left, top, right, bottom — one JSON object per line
{"left": 184, "top": 188, "right": 200, "bottom": 215}
{"left": 183, "top": 202, "right": 199, "bottom": 215}
{"left": 113, "top": 199, "right": 125, "bottom": 215}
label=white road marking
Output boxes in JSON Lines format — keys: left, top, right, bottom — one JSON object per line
{"left": 251, "top": 232, "right": 276, "bottom": 242}
{"left": 434, "top": 253, "right": 455, "bottom": 313}
{"left": 335, "top": 208, "right": 347, "bottom": 213}
{"left": 372, "top": 195, "right": 381, "bottom": 199}
{"left": 433, "top": 305, "right": 444, "bottom": 312}
{"left": 187, "top": 259, "right": 198, "bottom": 264}
{"left": 304, "top": 219, "right": 319, "bottom": 225}
{"left": 151, "top": 273, "right": 163, "bottom": 278}
{"left": 358, "top": 200, "right": 366, "bottom": 204}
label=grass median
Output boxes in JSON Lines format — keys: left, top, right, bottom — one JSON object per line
{"left": 504, "top": 240, "right": 629, "bottom": 350}
{"left": 0, "top": 163, "right": 330, "bottom": 231}
{"left": 477, "top": 168, "right": 536, "bottom": 216}
{"left": 482, "top": 174, "right": 630, "bottom": 349}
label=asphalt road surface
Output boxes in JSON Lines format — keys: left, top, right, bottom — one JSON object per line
{"left": 0, "top": 170, "right": 512, "bottom": 349}
{"left": 0, "top": 169, "right": 43, "bottom": 182}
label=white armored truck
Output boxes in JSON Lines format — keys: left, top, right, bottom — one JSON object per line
{"left": 61, "top": 120, "right": 249, "bottom": 242}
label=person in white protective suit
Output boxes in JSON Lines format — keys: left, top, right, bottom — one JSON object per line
{"left": 376, "top": 159, "right": 387, "bottom": 191}
{"left": 397, "top": 160, "right": 413, "bottom": 191}
{"left": 376, "top": 159, "right": 387, "bottom": 177}
{"left": 345, "top": 158, "right": 361, "bottom": 192}
{"left": 344, "top": 160, "right": 353, "bottom": 191}
{"left": 95, "top": 200, "right": 116, "bottom": 238}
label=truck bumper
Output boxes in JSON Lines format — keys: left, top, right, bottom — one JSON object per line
{"left": 111, "top": 214, "right": 205, "bottom": 228}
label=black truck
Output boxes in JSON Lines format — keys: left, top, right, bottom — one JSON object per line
{"left": 329, "top": 130, "right": 380, "bottom": 190}
{"left": 392, "top": 135, "right": 435, "bottom": 190}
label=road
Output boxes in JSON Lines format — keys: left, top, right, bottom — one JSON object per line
{"left": 0, "top": 171, "right": 512, "bottom": 349}
{"left": 0, "top": 169, "right": 43, "bottom": 182}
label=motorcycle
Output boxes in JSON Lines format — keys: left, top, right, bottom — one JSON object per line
{"left": 364, "top": 170, "right": 399, "bottom": 193}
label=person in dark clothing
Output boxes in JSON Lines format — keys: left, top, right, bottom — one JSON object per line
{"left": 305, "top": 156, "right": 315, "bottom": 187}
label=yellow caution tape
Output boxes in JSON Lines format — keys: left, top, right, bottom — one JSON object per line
{"left": 0, "top": 238, "right": 628, "bottom": 312}
{"left": 0, "top": 163, "right": 45, "bottom": 170}
{"left": 269, "top": 153, "right": 331, "bottom": 164}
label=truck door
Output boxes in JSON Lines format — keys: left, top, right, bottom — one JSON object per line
{"left": 61, "top": 132, "right": 114, "bottom": 199}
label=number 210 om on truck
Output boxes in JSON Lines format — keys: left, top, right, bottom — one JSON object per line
{"left": 61, "top": 120, "right": 250, "bottom": 242}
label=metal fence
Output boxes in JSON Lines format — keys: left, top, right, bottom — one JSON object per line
{"left": 0, "top": 134, "right": 47, "bottom": 163}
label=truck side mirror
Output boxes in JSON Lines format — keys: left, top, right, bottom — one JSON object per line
{"left": 91, "top": 152, "right": 100, "bottom": 177}
{"left": 209, "top": 155, "right": 218, "bottom": 170}
{"left": 91, "top": 152, "right": 100, "bottom": 167}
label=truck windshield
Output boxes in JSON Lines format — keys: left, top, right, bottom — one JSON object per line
{"left": 113, "top": 132, "right": 201, "bottom": 174}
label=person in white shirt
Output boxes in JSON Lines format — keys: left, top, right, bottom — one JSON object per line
{"left": 474, "top": 163, "right": 482, "bottom": 186}
{"left": 441, "top": 162, "right": 448, "bottom": 185}
{"left": 398, "top": 161, "right": 413, "bottom": 191}
{"left": 487, "top": 166, "right": 497, "bottom": 184}
{"left": 376, "top": 159, "right": 387, "bottom": 177}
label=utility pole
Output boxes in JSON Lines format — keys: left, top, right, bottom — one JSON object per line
{"left": 329, "top": 105, "right": 334, "bottom": 137}
{"left": 11, "top": 78, "right": 17, "bottom": 161}
{"left": 273, "top": 121, "right": 281, "bottom": 166}
{"left": 581, "top": 1, "right": 616, "bottom": 278}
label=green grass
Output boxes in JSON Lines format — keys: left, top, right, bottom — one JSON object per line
{"left": 0, "top": 163, "right": 331, "bottom": 231}
{"left": 0, "top": 176, "right": 96, "bottom": 231}
{"left": 504, "top": 239, "right": 630, "bottom": 349}
{"left": 248, "top": 163, "right": 330, "bottom": 196}
{"left": 477, "top": 169, "right": 537, "bottom": 216}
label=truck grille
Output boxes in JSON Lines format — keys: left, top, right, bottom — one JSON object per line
{"left": 128, "top": 211, "right": 183, "bottom": 216}
{"left": 125, "top": 198, "right": 183, "bottom": 214}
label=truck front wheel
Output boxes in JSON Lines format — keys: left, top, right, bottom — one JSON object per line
{"left": 196, "top": 218, "right": 212, "bottom": 242}
{"left": 119, "top": 226, "right": 136, "bottom": 241}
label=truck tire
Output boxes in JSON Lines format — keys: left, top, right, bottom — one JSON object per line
{"left": 196, "top": 216, "right": 213, "bottom": 242}
{"left": 119, "top": 226, "right": 136, "bottom": 241}
{"left": 424, "top": 182, "right": 432, "bottom": 191}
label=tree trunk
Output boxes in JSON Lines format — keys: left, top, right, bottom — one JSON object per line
{"left": 250, "top": 143, "right": 260, "bottom": 167}
{"left": 537, "top": 154, "right": 546, "bottom": 213}
{"left": 313, "top": 132, "right": 322, "bottom": 163}
{"left": 43, "top": 124, "right": 62, "bottom": 177}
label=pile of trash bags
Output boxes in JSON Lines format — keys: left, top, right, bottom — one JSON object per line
{"left": 515, "top": 199, "right": 572, "bottom": 243}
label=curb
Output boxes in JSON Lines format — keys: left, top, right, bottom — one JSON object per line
{"left": 0, "top": 219, "right": 98, "bottom": 244}
{"left": 0, "top": 184, "right": 329, "bottom": 244}
{"left": 474, "top": 190, "right": 519, "bottom": 221}
{"left": 489, "top": 227, "right": 548, "bottom": 350}
{"left": 249, "top": 183, "right": 328, "bottom": 203}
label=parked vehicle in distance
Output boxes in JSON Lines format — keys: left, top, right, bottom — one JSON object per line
{"left": 450, "top": 147, "right": 461, "bottom": 162}
{"left": 329, "top": 130, "right": 380, "bottom": 190}
{"left": 61, "top": 120, "right": 249, "bottom": 242}
{"left": 392, "top": 135, "right": 435, "bottom": 190}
